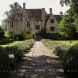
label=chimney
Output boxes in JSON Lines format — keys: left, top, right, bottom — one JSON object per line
{"left": 50, "top": 8, "right": 52, "bottom": 14}
{"left": 14, "top": 2, "right": 18, "bottom": 7}
{"left": 42, "top": 8, "right": 45, "bottom": 16}
{"left": 23, "top": 3, "right": 26, "bottom": 9}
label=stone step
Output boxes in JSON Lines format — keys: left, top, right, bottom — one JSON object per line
{"left": 9, "top": 56, "right": 64, "bottom": 78}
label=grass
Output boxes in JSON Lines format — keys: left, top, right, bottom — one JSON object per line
{"left": 1, "top": 39, "right": 34, "bottom": 50}
{"left": 42, "top": 39, "right": 78, "bottom": 49}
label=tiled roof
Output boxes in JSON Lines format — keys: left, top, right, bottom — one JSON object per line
{"left": 26, "top": 9, "right": 42, "bottom": 20}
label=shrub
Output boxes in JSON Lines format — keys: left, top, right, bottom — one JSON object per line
{"left": 63, "top": 44, "right": 78, "bottom": 76}
{"left": 0, "top": 27, "right": 5, "bottom": 40}
{"left": 64, "top": 44, "right": 78, "bottom": 63}
{"left": 4, "top": 31, "right": 33, "bottom": 41}
{"left": 5, "top": 46, "right": 24, "bottom": 63}
{"left": 5, "top": 31, "right": 13, "bottom": 39}
{"left": 0, "top": 46, "right": 24, "bottom": 71}
{"left": 0, "top": 38, "right": 13, "bottom": 45}
{"left": 37, "top": 32, "right": 61, "bottom": 39}
{"left": 54, "top": 46, "right": 67, "bottom": 60}
{"left": 24, "top": 32, "right": 33, "bottom": 39}
{"left": 0, "top": 46, "right": 10, "bottom": 71}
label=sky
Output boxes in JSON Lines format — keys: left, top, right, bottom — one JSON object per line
{"left": 0, "top": 0, "right": 69, "bottom": 25}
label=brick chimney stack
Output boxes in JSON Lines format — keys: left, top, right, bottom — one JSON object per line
{"left": 14, "top": 2, "right": 18, "bottom": 8}
{"left": 42, "top": 8, "right": 46, "bottom": 16}
{"left": 23, "top": 3, "right": 26, "bottom": 9}
{"left": 50, "top": 8, "right": 52, "bottom": 14}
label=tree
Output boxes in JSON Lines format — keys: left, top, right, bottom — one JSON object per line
{"left": 60, "top": 0, "right": 78, "bottom": 14}
{"left": 0, "top": 26, "right": 5, "bottom": 40}
{"left": 59, "top": 15, "right": 76, "bottom": 38}
{"left": 60, "top": 0, "right": 71, "bottom": 6}
{"left": 59, "top": 0, "right": 78, "bottom": 39}
{"left": 5, "top": 2, "right": 20, "bottom": 18}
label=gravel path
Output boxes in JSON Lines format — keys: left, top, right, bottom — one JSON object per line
{"left": 9, "top": 41, "right": 64, "bottom": 78}
{"left": 25, "top": 41, "right": 58, "bottom": 58}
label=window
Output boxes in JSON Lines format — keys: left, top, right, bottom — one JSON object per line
{"left": 12, "top": 22, "right": 13, "bottom": 28}
{"left": 41, "top": 20, "right": 43, "bottom": 22}
{"left": 35, "top": 25, "right": 40, "bottom": 30}
{"left": 27, "top": 21, "right": 30, "bottom": 28}
{"left": 50, "top": 27, "right": 55, "bottom": 31}
{"left": 50, "top": 19, "right": 54, "bottom": 23}
{"left": 10, "top": 22, "right": 13, "bottom": 28}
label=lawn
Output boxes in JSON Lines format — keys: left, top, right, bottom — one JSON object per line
{"left": 42, "top": 39, "right": 78, "bottom": 49}
{"left": 1, "top": 39, "right": 34, "bottom": 50}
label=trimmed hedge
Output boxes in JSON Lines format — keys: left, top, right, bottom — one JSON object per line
{"left": 0, "top": 46, "right": 24, "bottom": 71}
{"left": 54, "top": 46, "right": 67, "bottom": 60}
{"left": 0, "top": 39, "right": 34, "bottom": 71}
{"left": 63, "top": 44, "right": 78, "bottom": 77}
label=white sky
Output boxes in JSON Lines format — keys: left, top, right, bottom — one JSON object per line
{"left": 0, "top": 0, "right": 69, "bottom": 25}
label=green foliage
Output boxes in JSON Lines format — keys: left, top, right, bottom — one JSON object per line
{"left": 0, "top": 39, "right": 34, "bottom": 72}
{"left": 0, "top": 38, "right": 13, "bottom": 45}
{"left": 59, "top": 15, "right": 76, "bottom": 38}
{"left": 63, "top": 44, "right": 78, "bottom": 73}
{"left": 64, "top": 44, "right": 78, "bottom": 62}
{"left": 59, "top": 0, "right": 78, "bottom": 39}
{"left": 5, "top": 31, "right": 13, "bottom": 39}
{"left": 1, "top": 39, "right": 34, "bottom": 53}
{"left": 0, "top": 45, "right": 24, "bottom": 71}
{"left": 0, "top": 46, "right": 9, "bottom": 64}
{"left": 0, "top": 27, "right": 5, "bottom": 40}
{"left": 0, "top": 28, "right": 14, "bottom": 44}
{"left": 0, "top": 31, "right": 13, "bottom": 44}
{"left": 24, "top": 32, "right": 33, "bottom": 39}
{"left": 54, "top": 47, "right": 67, "bottom": 60}
{"left": 13, "top": 34, "right": 25, "bottom": 41}
{"left": 60, "top": 0, "right": 70, "bottom": 6}
{"left": 4, "top": 31, "right": 33, "bottom": 41}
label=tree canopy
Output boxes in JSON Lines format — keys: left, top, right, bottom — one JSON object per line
{"left": 59, "top": 0, "right": 78, "bottom": 39}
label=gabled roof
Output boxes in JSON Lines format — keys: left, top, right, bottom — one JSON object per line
{"left": 26, "top": 9, "right": 42, "bottom": 20}
{"left": 44, "top": 14, "right": 63, "bottom": 26}
{"left": 45, "top": 14, "right": 63, "bottom": 22}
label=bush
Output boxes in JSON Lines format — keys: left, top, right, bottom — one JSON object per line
{"left": 63, "top": 44, "right": 78, "bottom": 76}
{"left": 54, "top": 46, "right": 67, "bottom": 60}
{"left": 5, "top": 46, "right": 24, "bottom": 60}
{"left": 0, "top": 46, "right": 9, "bottom": 66}
{"left": 13, "top": 34, "right": 25, "bottom": 41}
{"left": 4, "top": 31, "right": 33, "bottom": 41}
{"left": 5, "top": 31, "right": 13, "bottom": 39}
{"left": 5, "top": 31, "right": 25, "bottom": 41}
{"left": 64, "top": 44, "right": 78, "bottom": 62}
{"left": 0, "top": 38, "right": 13, "bottom": 44}
{"left": 0, "top": 46, "right": 24, "bottom": 71}
{"left": 37, "top": 32, "right": 61, "bottom": 39}
{"left": 24, "top": 32, "right": 33, "bottom": 39}
{"left": 0, "top": 27, "right": 5, "bottom": 40}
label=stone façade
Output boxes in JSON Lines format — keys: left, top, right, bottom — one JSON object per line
{"left": 3, "top": 2, "right": 62, "bottom": 35}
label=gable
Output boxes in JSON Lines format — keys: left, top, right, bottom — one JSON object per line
{"left": 26, "top": 9, "right": 42, "bottom": 21}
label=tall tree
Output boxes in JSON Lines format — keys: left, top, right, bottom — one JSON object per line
{"left": 59, "top": 0, "right": 78, "bottom": 38}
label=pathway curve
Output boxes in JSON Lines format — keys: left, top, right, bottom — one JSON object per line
{"left": 9, "top": 41, "right": 64, "bottom": 78}
{"left": 25, "top": 41, "right": 58, "bottom": 57}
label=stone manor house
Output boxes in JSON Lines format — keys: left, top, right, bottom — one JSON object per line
{"left": 3, "top": 2, "right": 62, "bottom": 35}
